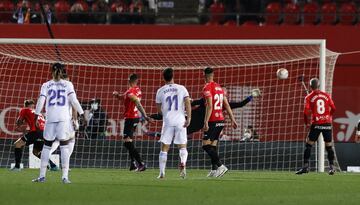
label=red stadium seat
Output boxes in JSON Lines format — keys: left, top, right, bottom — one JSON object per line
{"left": 283, "top": 3, "right": 300, "bottom": 25}
{"left": 321, "top": 3, "right": 337, "bottom": 25}
{"left": 339, "top": 3, "right": 357, "bottom": 25}
{"left": 0, "top": 0, "right": 14, "bottom": 23}
{"left": 54, "top": 0, "right": 70, "bottom": 23}
{"left": 264, "top": 2, "right": 282, "bottom": 25}
{"left": 303, "top": 2, "right": 319, "bottom": 25}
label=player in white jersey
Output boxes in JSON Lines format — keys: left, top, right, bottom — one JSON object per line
{"left": 49, "top": 72, "right": 79, "bottom": 163}
{"left": 32, "top": 63, "right": 84, "bottom": 184}
{"left": 155, "top": 68, "right": 191, "bottom": 179}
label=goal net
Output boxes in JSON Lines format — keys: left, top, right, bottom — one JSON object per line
{"left": 0, "top": 39, "right": 339, "bottom": 171}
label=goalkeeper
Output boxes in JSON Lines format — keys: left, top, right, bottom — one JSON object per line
{"left": 148, "top": 88, "right": 261, "bottom": 135}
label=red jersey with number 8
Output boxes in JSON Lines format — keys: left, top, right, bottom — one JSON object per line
{"left": 304, "top": 90, "right": 336, "bottom": 125}
{"left": 203, "top": 81, "right": 225, "bottom": 122}
{"left": 124, "top": 86, "right": 141, "bottom": 119}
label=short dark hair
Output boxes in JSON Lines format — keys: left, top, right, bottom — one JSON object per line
{"left": 129, "top": 73, "right": 138, "bottom": 83}
{"left": 310, "top": 78, "right": 319, "bottom": 90}
{"left": 163, "top": 68, "right": 173, "bottom": 82}
{"left": 204, "top": 67, "right": 213, "bottom": 75}
{"left": 24, "top": 99, "right": 34, "bottom": 107}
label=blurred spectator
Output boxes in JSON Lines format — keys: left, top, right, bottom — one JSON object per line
{"left": 0, "top": 0, "right": 14, "bottom": 23}
{"left": 89, "top": 0, "right": 109, "bottom": 24}
{"left": 207, "top": 0, "right": 225, "bottom": 25}
{"left": 85, "top": 98, "right": 108, "bottom": 139}
{"left": 34, "top": 2, "right": 55, "bottom": 24}
{"left": 68, "top": 0, "right": 89, "bottom": 24}
{"left": 111, "top": 0, "right": 130, "bottom": 24}
{"left": 54, "top": 0, "right": 71, "bottom": 23}
{"left": 13, "top": 0, "right": 35, "bottom": 24}
{"left": 129, "top": 0, "right": 144, "bottom": 24}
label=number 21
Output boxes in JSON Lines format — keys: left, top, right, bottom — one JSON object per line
{"left": 214, "top": 94, "right": 223, "bottom": 110}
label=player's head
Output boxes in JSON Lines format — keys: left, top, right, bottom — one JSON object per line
{"left": 204, "top": 67, "right": 214, "bottom": 82}
{"left": 163, "top": 67, "right": 174, "bottom": 83}
{"left": 90, "top": 98, "right": 100, "bottom": 111}
{"left": 129, "top": 73, "right": 138, "bottom": 86}
{"left": 51, "top": 63, "right": 65, "bottom": 81}
{"left": 309, "top": 78, "right": 320, "bottom": 90}
{"left": 24, "top": 99, "right": 35, "bottom": 109}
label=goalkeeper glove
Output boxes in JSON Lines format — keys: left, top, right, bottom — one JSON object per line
{"left": 251, "top": 88, "right": 261, "bottom": 97}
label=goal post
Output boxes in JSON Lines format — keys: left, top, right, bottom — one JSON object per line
{"left": 0, "top": 38, "right": 338, "bottom": 172}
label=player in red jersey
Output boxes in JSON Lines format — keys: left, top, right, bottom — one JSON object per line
{"left": 11, "top": 99, "right": 58, "bottom": 171}
{"left": 296, "top": 78, "right": 336, "bottom": 175}
{"left": 202, "top": 67, "right": 238, "bottom": 177}
{"left": 113, "top": 73, "right": 151, "bottom": 171}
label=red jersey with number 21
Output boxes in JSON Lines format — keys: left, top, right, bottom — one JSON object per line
{"left": 304, "top": 90, "right": 336, "bottom": 125}
{"left": 203, "top": 81, "right": 225, "bottom": 122}
{"left": 18, "top": 108, "right": 45, "bottom": 131}
{"left": 124, "top": 86, "right": 142, "bottom": 119}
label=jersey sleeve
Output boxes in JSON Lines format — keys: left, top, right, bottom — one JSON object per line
{"left": 155, "top": 89, "right": 161, "bottom": 104}
{"left": 67, "top": 82, "right": 84, "bottom": 115}
{"left": 35, "top": 84, "right": 47, "bottom": 115}
{"left": 18, "top": 109, "right": 26, "bottom": 120}
{"left": 203, "top": 85, "right": 212, "bottom": 99}
{"left": 182, "top": 86, "right": 189, "bottom": 98}
{"left": 328, "top": 95, "right": 336, "bottom": 115}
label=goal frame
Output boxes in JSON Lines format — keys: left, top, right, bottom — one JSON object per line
{"left": 0, "top": 38, "right": 327, "bottom": 172}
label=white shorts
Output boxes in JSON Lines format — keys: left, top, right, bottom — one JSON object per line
{"left": 160, "top": 124, "right": 187, "bottom": 145}
{"left": 69, "top": 120, "right": 75, "bottom": 139}
{"left": 44, "top": 121, "right": 71, "bottom": 141}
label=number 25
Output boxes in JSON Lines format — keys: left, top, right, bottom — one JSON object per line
{"left": 48, "top": 89, "right": 66, "bottom": 106}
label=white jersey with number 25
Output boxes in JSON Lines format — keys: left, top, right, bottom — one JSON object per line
{"left": 156, "top": 83, "right": 189, "bottom": 127}
{"left": 35, "top": 79, "right": 84, "bottom": 123}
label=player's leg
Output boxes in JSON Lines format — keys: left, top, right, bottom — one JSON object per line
{"left": 33, "top": 123, "right": 56, "bottom": 182}
{"left": 123, "top": 118, "right": 145, "bottom": 171}
{"left": 175, "top": 125, "right": 188, "bottom": 179}
{"left": 34, "top": 131, "right": 59, "bottom": 171}
{"left": 158, "top": 125, "right": 173, "bottom": 178}
{"left": 12, "top": 137, "right": 26, "bottom": 170}
{"left": 296, "top": 125, "right": 319, "bottom": 175}
{"left": 322, "top": 125, "right": 335, "bottom": 175}
{"left": 210, "top": 122, "right": 227, "bottom": 177}
{"left": 56, "top": 121, "right": 72, "bottom": 183}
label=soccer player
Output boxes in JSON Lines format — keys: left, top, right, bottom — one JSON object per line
{"left": 11, "top": 99, "right": 58, "bottom": 171}
{"left": 113, "top": 74, "right": 150, "bottom": 171}
{"left": 49, "top": 72, "right": 79, "bottom": 162}
{"left": 202, "top": 67, "right": 238, "bottom": 178}
{"left": 156, "top": 68, "right": 191, "bottom": 179}
{"left": 32, "top": 63, "right": 84, "bottom": 183}
{"left": 296, "top": 78, "right": 336, "bottom": 175}
{"left": 149, "top": 88, "right": 260, "bottom": 136}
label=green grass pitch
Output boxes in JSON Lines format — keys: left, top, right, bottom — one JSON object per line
{"left": 0, "top": 168, "right": 359, "bottom": 205}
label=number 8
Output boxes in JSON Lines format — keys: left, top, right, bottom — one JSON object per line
{"left": 317, "top": 99, "right": 325, "bottom": 114}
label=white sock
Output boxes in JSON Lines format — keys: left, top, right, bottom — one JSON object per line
{"left": 68, "top": 138, "right": 75, "bottom": 156}
{"left": 179, "top": 148, "right": 188, "bottom": 166}
{"left": 159, "top": 151, "right": 168, "bottom": 176}
{"left": 60, "top": 145, "right": 70, "bottom": 180}
{"left": 50, "top": 140, "right": 60, "bottom": 154}
{"left": 39, "top": 145, "right": 51, "bottom": 178}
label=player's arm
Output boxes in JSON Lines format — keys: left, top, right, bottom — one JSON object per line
{"left": 129, "top": 95, "right": 151, "bottom": 122}
{"left": 34, "top": 84, "right": 47, "bottom": 128}
{"left": 329, "top": 96, "right": 336, "bottom": 115}
{"left": 149, "top": 113, "right": 163, "bottom": 120}
{"left": 223, "top": 96, "right": 238, "bottom": 129}
{"left": 203, "top": 97, "right": 212, "bottom": 131}
{"left": 156, "top": 103, "right": 162, "bottom": 115}
{"left": 184, "top": 96, "right": 191, "bottom": 127}
{"left": 15, "top": 115, "right": 25, "bottom": 131}
{"left": 112, "top": 91, "right": 123, "bottom": 100}
{"left": 191, "top": 98, "right": 204, "bottom": 107}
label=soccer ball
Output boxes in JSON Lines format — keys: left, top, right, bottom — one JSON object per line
{"left": 276, "top": 68, "right": 289, "bottom": 80}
